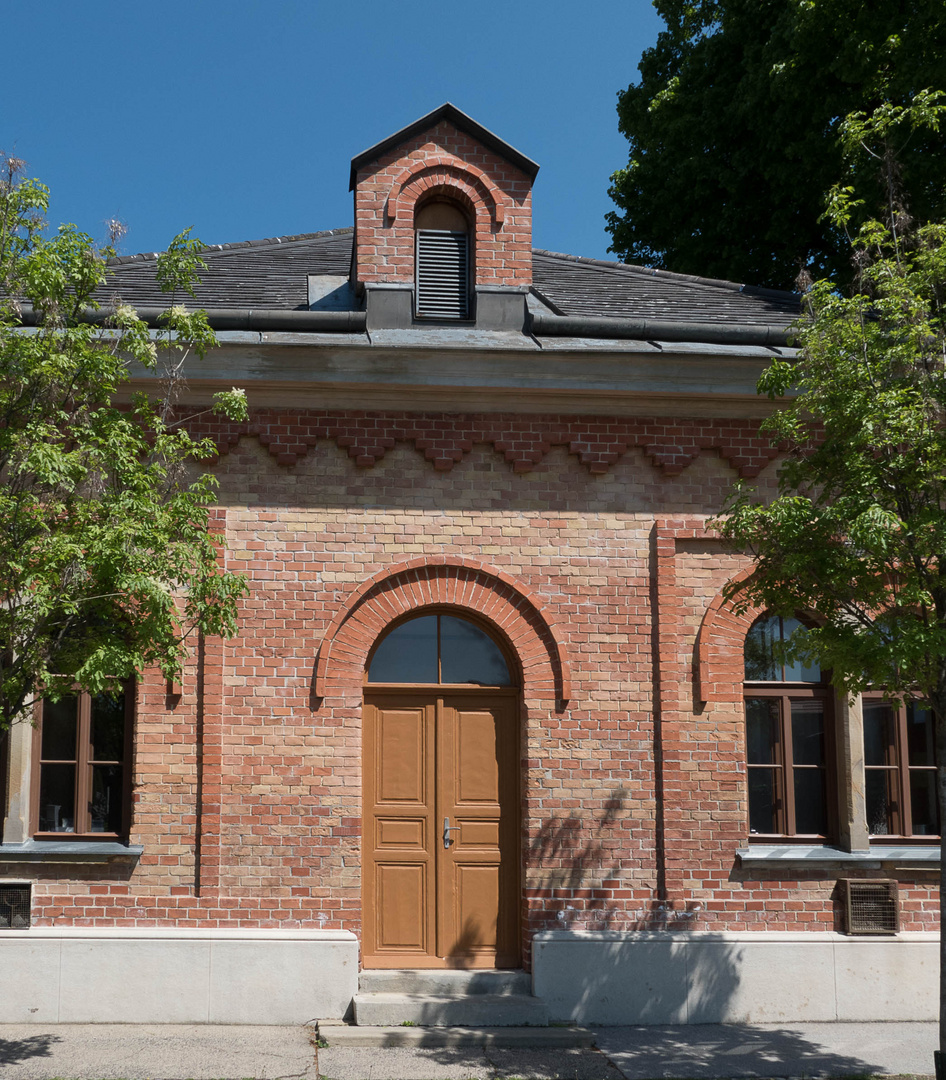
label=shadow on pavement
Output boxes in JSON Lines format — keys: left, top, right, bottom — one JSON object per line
{"left": 0, "top": 1034, "right": 62, "bottom": 1069}
{"left": 594, "top": 1024, "right": 910, "bottom": 1079}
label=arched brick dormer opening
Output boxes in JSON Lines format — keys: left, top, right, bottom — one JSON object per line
{"left": 388, "top": 159, "right": 506, "bottom": 226}
{"left": 313, "top": 558, "right": 571, "bottom": 709}
{"left": 395, "top": 169, "right": 495, "bottom": 246}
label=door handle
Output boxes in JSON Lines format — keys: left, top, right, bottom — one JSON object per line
{"left": 443, "top": 817, "right": 460, "bottom": 848}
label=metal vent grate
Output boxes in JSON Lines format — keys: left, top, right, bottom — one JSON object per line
{"left": 0, "top": 884, "right": 31, "bottom": 929}
{"left": 839, "top": 878, "right": 899, "bottom": 935}
{"left": 415, "top": 230, "right": 470, "bottom": 319}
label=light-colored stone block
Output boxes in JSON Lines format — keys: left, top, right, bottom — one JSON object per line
{"left": 0, "top": 928, "right": 359, "bottom": 1024}
{"left": 532, "top": 930, "right": 938, "bottom": 1026}
{"left": 533, "top": 932, "right": 690, "bottom": 1025}
{"left": 689, "top": 936, "right": 836, "bottom": 1023}
{"left": 59, "top": 937, "right": 211, "bottom": 1023}
{"left": 209, "top": 937, "right": 357, "bottom": 1023}
{"left": 0, "top": 937, "right": 61, "bottom": 1022}
{"left": 834, "top": 936, "right": 938, "bottom": 1021}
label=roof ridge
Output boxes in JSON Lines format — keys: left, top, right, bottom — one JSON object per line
{"left": 532, "top": 248, "right": 798, "bottom": 303}
{"left": 107, "top": 227, "right": 354, "bottom": 267}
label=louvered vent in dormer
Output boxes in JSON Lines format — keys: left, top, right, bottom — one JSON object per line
{"left": 415, "top": 230, "right": 470, "bottom": 319}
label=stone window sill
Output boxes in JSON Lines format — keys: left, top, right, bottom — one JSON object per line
{"left": 737, "top": 844, "right": 939, "bottom": 869}
{"left": 0, "top": 841, "right": 143, "bottom": 865}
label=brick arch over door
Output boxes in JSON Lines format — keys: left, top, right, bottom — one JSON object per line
{"left": 313, "top": 558, "right": 571, "bottom": 708}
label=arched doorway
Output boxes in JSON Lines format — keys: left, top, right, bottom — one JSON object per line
{"left": 362, "top": 611, "right": 520, "bottom": 968}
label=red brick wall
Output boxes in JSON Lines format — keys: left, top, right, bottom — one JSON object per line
{"left": 353, "top": 119, "right": 533, "bottom": 289}
{"left": 6, "top": 409, "right": 936, "bottom": 944}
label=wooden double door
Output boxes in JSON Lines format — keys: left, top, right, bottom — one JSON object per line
{"left": 362, "top": 689, "right": 519, "bottom": 968}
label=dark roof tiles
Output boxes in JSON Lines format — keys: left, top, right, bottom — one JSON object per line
{"left": 101, "top": 229, "right": 353, "bottom": 311}
{"left": 532, "top": 251, "right": 798, "bottom": 329}
{"left": 102, "top": 229, "right": 800, "bottom": 329}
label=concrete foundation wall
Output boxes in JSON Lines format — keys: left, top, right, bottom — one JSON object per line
{"left": 0, "top": 928, "right": 358, "bottom": 1024}
{"left": 532, "top": 930, "right": 939, "bottom": 1025}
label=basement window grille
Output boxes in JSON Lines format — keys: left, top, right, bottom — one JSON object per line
{"left": 415, "top": 230, "right": 470, "bottom": 320}
{"left": 0, "top": 884, "right": 31, "bottom": 929}
{"left": 838, "top": 878, "right": 899, "bottom": 935}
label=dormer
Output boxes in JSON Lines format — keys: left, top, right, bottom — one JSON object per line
{"left": 349, "top": 103, "right": 539, "bottom": 331}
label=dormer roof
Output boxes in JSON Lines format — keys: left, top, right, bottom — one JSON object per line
{"left": 348, "top": 102, "right": 540, "bottom": 190}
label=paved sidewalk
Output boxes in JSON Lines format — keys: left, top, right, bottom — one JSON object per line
{"left": 0, "top": 1025, "right": 319, "bottom": 1080}
{"left": 0, "top": 1021, "right": 937, "bottom": 1079}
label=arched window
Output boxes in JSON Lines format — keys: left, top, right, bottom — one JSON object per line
{"left": 366, "top": 613, "right": 512, "bottom": 686}
{"left": 414, "top": 199, "right": 471, "bottom": 320}
{"left": 744, "top": 614, "right": 833, "bottom": 840}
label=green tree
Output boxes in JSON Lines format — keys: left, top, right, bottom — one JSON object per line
{"left": 0, "top": 154, "right": 247, "bottom": 735}
{"left": 713, "top": 95, "right": 946, "bottom": 1066}
{"left": 607, "top": 0, "right": 946, "bottom": 290}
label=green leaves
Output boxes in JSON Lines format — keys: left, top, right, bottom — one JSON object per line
{"left": 714, "top": 95, "right": 946, "bottom": 709}
{"left": 155, "top": 226, "right": 207, "bottom": 298}
{"left": 608, "top": 0, "right": 946, "bottom": 289}
{"left": 0, "top": 154, "right": 247, "bottom": 728}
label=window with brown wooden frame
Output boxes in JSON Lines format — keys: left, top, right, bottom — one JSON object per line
{"left": 31, "top": 685, "right": 133, "bottom": 838}
{"left": 863, "top": 696, "right": 939, "bottom": 841}
{"left": 744, "top": 614, "right": 835, "bottom": 841}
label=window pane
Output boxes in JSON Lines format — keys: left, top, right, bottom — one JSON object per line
{"left": 41, "top": 697, "right": 77, "bottom": 760}
{"left": 793, "top": 769, "right": 827, "bottom": 835}
{"left": 440, "top": 616, "right": 511, "bottom": 685}
{"left": 866, "top": 769, "right": 896, "bottom": 835}
{"left": 791, "top": 700, "right": 825, "bottom": 766}
{"left": 748, "top": 768, "right": 779, "bottom": 833}
{"left": 781, "top": 617, "right": 821, "bottom": 682}
{"left": 367, "top": 615, "right": 439, "bottom": 683}
{"left": 863, "top": 702, "right": 896, "bottom": 766}
{"left": 90, "top": 765, "right": 123, "bottom": 833}
{"left": 38, "top": 764, "right": 76, "bottom": 832}
{"left": 745, "top": 617, "right": 779, "bottom": 680}
{"left": 907, "top": 703, "right": 935, "bottom": 767}
{"left": 909, "top": 771, "right": 939, "bottom": 836}
{"left": 745, "top": 698, "right": 780, "bottom": 763}
{"left": 91, "top": 692, "right": 125, "bottom": 761}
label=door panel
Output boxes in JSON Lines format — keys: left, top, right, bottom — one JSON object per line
{"left": 440, "top": 696, "right": 519, "bottom": 967}
{"left": 363, "top": 691, "right": 518, "bottom": 968}
{"left": 363, "top": 698, "right": 436, "bottom": 961}
{"left": 377, "top": 863, "right": 429, "bottom": 951}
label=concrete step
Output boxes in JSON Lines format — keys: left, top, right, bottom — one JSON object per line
{"left": 358, "top": 968, "right": 532, "bottom": 996}
{"left": 317, "top": 1021, "right": 595, "bottom": 1048}
{"left": 352, "top": 991, "right": 550, "bottom": 1028}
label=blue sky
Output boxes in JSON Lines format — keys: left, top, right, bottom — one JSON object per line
{"left": 4, "top": 1, "right": 663, "bottom": 262}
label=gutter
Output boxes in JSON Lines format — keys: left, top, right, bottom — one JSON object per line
{"left": 529, "top": 312, "right": 794, "bottom": 348}
{"left": 14, "top": 304, "right": 792, "bottom": 348}
{"left": 16, "top": 306, "right": 367, "bottom": 334}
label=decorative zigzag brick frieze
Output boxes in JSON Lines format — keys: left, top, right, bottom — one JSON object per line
{"left": 179, "top": 409, "right": 780, "bottom": 477}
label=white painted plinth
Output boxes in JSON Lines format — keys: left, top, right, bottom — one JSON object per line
{"left": 532, "top": 930, "right": 939, "bottom": 1025}
{"left": 0, "top": 927, "right": 358, "bottom": 1024}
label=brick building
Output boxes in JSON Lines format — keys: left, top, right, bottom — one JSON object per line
{"left": 0, "top": 105, "right": 937, "bottom": 1025}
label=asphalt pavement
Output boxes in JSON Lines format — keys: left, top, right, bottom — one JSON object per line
{"left": 0, "top": 1021, "right": 937, "bottom": 1079}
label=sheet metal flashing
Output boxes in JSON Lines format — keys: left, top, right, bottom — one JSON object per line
{"left": 15, "top": 304, "right": 800, "bottom": 354}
